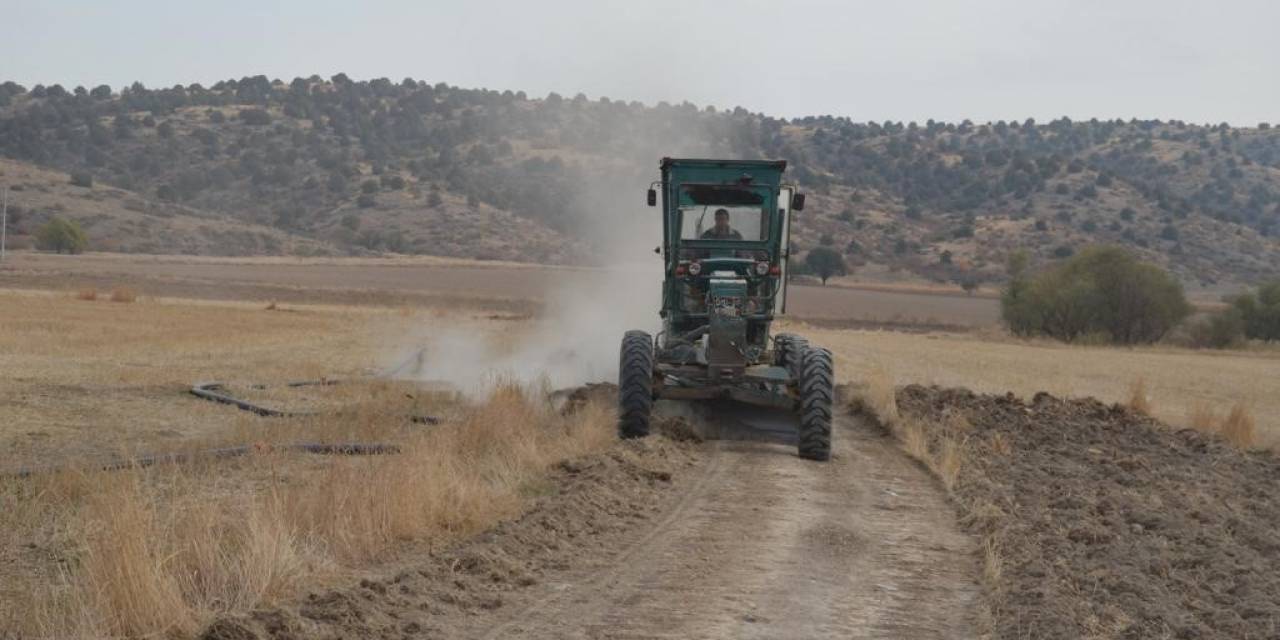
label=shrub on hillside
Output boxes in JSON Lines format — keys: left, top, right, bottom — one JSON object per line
{"left": 237, "top": 108, "right": 271, "bottom": 125}
{"left": 69, "top": 171, "right": 93, "bottom": 188}
{"left": 1179, "top": 308, "right": 1246, "bottom": 349}
{"left": 35, "top": 217, "right": 89, "bottom": 254}
{"left": 1229, "top": 280, "right": 1280, "bottom": 341}
{"left": 1001, "top": 246, "right": 1191, "bottom": 344}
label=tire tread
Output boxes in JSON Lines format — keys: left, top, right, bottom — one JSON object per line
{"left": 618, "top": 330, "right": 654, "bottom": 439}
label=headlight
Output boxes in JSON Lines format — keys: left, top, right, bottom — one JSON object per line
{"left": 688, "top": 261, "right": 702, "bottom": 276}
{"left": 755, "top": 261, "right": 769, "bottom": 276}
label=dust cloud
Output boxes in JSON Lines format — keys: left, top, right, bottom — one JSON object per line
{"left": 381, "top": 118, "right": 728, "bottom": 394}
{"left": 381, "top": 185, "right": 664, "bottom": 394}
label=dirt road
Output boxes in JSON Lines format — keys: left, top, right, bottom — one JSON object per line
{"left": 476, "top": 412, "right": 977, "bottom": 639}
{"left": 210, "top": 405, "right": 980, "bottom": 640}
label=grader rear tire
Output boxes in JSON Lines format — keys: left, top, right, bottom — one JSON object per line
{"left": 774, "top": 334, "right": 809, "bottom": 379}
{"left": 798, "top": 346, "right": 833, "bottom": 461}
{"left": 618, "top": 330, "right": 654, "bottom": 439}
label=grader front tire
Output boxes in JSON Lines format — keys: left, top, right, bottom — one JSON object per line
{"left": 797, "top": 347, "right": 833, "bottom": 461}
{"left": 618, "top": 330, "right": 654, "bottom": 439}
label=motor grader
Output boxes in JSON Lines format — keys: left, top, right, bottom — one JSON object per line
{"left": 618, "top": 158, "right": 832, "bottom": 461}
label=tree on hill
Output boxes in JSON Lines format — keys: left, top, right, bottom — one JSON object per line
{"left": 35, "top": 217, "right": 89, "bottom": 254}
{"left": 237, "top": 108, "right": 270, "bottom": 125}
{"left": 1001, "top": 246, "right": 1190, "bottom": 344}
{"left": 804, "top": 247, "right": 847, "bottom": 284}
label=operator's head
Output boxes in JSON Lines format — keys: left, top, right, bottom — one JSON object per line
{"left": 714, "top": 208, "right": 730, "bottom": 231}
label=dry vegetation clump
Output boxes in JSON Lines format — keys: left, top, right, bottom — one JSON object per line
{"left": 75, "top": 287, "right": 97, "bottom": 301}
{"left": 891, "top": 385, "right": 1280, "bottom": 639}
{"left": 7, "top": 382, "right": 615, "bottom": 639}
{"left": 109, "top": 286, "right": 138, "bottom": 303}
{"left": 849, "top": 369, "right": 965, "bottom": 496}
{"left": 1126, "top": 376, "right": 1152, "bottom": 415}
{"left": 1185, "top": 400, "right": 1258, "bottom": 449}
{"left": 1218, "top": 401, "right": 1257, "bottom": 449}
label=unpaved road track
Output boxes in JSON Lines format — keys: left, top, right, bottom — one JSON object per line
{"left": 478, "top": 411, "right": 979, "bottom": 639}
{"left": 204, "top": 409, "right": 980, "bottom": 639}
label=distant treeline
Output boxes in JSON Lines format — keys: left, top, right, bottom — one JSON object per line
{"left": 1, "top": 76, "right": 1278, "bottom": 279}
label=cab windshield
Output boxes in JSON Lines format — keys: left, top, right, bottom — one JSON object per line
{"left": 676, "top": 184, "right": 771, "bottom": 242}
{"left": 679, "top": 205, "right": 767, "bottom": 241}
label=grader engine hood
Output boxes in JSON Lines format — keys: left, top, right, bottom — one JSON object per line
{"left": 705, "top": 276, "right": 749, "bottom": 377}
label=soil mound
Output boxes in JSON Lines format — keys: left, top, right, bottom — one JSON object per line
{"left": 896, "top": 385, "right": 1280, "bottom": 639}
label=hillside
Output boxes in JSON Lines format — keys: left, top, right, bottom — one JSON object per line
{"left": 0, "top": 158, "right": 334, "bottom": 256}
{"left": 1, "top": 77, "right": 1278, "bottom": 286}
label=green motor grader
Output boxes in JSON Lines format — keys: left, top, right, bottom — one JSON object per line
{"left": 618, "top": 158, "right": 833, "bottom": 461}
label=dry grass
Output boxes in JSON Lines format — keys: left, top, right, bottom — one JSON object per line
{"left": 109, "top": 286, "right": 138, "bottom": 303}
{"left": 75, "top": 287, "right": 97, "bottom": 301}
{"left": 934, "top": 436, "right": 964, "bottom": 492}
{"left": 1127, "top": 377, "right": 1152, "bottom": 416}
{"left": 981, "top": 537, "right": 1003, "bottom": 587}
{"left": 861, "top": 366, "right": 900, "bottom": 425}
{"left": 896, "top": 417, "right": 930, "bottom": 460}
{"left": 10, "top": 383, "right": 615, "bottom": 638}
{"left": 850, "top": 382, "right": 964, "bottom": 493}
{"left": 1186, "top": 401, "right": 1218, "bottom": 432}
{"left": 1218, "top": 402, "right": 1257, "bottom": 449}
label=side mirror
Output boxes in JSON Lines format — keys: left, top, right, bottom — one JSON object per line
{"left": 792, "top": 193, "right": 806, "bottom": 211}
{"left": 647, "top": 188, "right": 657, "bottom": 207}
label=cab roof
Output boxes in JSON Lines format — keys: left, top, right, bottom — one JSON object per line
{"left": 660, "top": 158, "right": 787, "bottom": 172}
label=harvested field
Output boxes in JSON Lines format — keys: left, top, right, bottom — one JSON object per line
{"left": 0, "top": 252, "right": 1001, "bottom": 327}
{"left": 891, "top": 385, "right": 1280, "bottom": 639}
{"left": 798, "top": 324, "right": 1280, "bottom": 446}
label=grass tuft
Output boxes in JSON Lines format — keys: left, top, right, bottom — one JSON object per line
{"left": 109, "top": 286, "right": 138, "bottom": 303}
{"left": 933, "top": 435, "right": 964, "bottom": 492}
{"left": 982, "top": 536, "right": 1003, "bottom": 587}
{"left": 1218, "top": 402, "right": 1256, "bottom": 449}
{"left": 75, "top": 287, "right": 98, "bottom": 301}
{"left": 863, "top": 367, "right": 900, "bottom": 426}
{"left": 1127, "top": 377, "right": 1152, "bottom": 416}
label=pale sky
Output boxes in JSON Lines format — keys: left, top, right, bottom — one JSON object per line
{"left": 4, "top": 0, "right": 1278, "bottom": 125}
